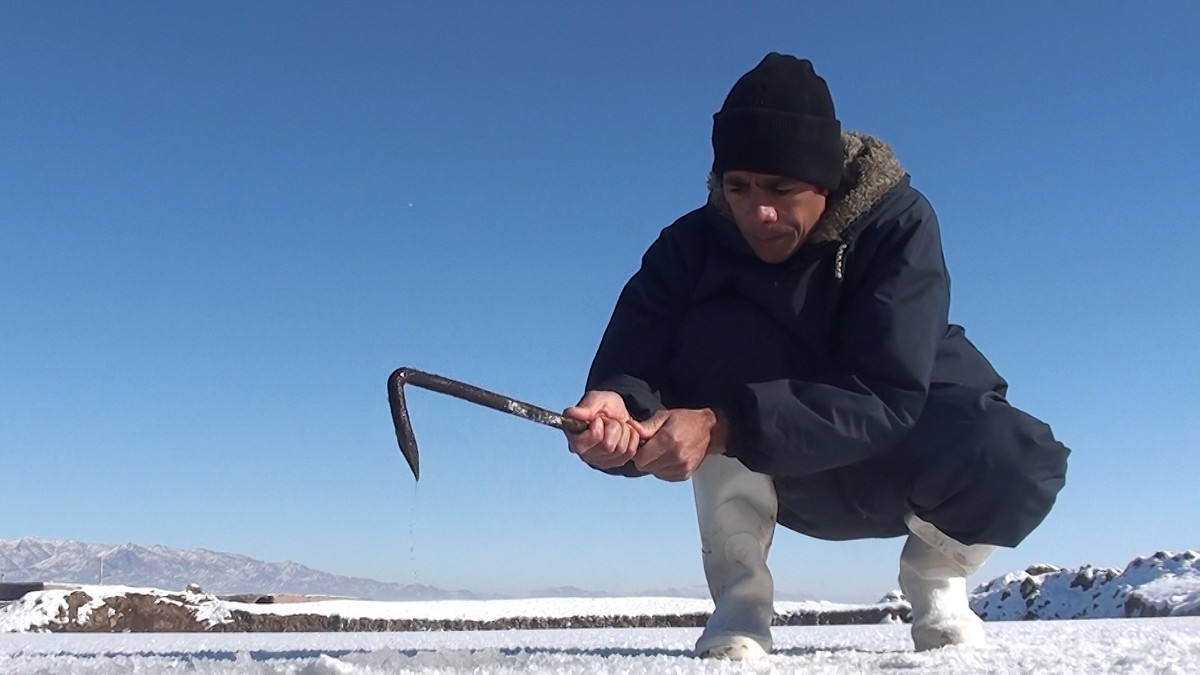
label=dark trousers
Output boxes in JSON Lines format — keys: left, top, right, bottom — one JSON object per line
{"left": 774, "top": 386, "right": 1069, "bottom": 547}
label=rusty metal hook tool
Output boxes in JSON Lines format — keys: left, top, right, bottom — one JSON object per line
{"left": 387, "top": 367, "right": 587, "bottom": 480}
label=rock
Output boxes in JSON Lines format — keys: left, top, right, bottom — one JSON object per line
{"left": 57, "top": 591, "right": 209, "bottom": 632}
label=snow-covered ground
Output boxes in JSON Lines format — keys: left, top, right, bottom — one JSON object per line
{"left": 0, "top": 584, "right": 879, "bottom": 632}
{"left": 2, "top": 551, "right": 1198, "bottom": 672}
{"left": 2, "top": 619, "right": 1199, "bottom": 673}
{"left": 5, "top": 551, "right": 1197, "bottom": 633}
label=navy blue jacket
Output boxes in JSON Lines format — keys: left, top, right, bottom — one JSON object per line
{"left": 586, "top": 134, "right": 1009, "bottom": 479}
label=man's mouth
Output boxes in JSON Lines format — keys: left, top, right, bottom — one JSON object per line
{"left": 749, "top": 231, "right": 790, "bottom": 245}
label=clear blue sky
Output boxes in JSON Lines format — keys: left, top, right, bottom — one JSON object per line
{"left": 2, "top": 2, "right": 1197, "bottom": 602}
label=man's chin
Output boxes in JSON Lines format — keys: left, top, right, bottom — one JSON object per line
{"left": 750, "top": 243, "right": 797, "bottom": 263}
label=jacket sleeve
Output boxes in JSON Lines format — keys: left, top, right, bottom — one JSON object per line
{"left": 583, "top": 221, "right": 697, "bottom": 476}
{"left": 722, "top": 191, "right": 950, "bottom": 477}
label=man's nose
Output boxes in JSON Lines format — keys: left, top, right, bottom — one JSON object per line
{"left": 752, "top": 203, "right": 778, "bottom": 223}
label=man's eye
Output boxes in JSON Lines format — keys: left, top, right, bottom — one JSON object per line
{"left": 725, "top": 184, "right": 747, "bottom": 193}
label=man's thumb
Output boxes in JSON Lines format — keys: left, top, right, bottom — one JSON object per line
{"left": 630, "top": 411, "right": 667, "bottom": 438}
{"left": 562, "top": 405, "right": 591, "bottom": 423}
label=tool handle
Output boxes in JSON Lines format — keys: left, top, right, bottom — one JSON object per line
{"left": 395, "top": 368, "right": 588, "bottom": 434}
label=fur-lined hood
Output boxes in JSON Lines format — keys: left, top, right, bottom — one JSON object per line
{"left": 706, "top": 132, "right": 907, "bottom": 245}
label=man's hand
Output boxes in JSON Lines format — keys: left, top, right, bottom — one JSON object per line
{"left": 563, "top": 391, "right": 644, "bottom": 470}
{"left": 632, "top": 408, "right": 728, "bottom": 482}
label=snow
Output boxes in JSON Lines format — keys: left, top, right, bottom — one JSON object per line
{"left": 3, "top": 553, "right": 1199, "bottom": 671}
{"left": 230, "top": 595, "right": 867, "bottom": 622}
{"left": 240, "top": 595, "right": 717, "bottom": 621}
{"left": 0, "top": 585, "right": 237, "bottom": 632}
{"left": 0, "top": 584, "right": 878, "bottom": 630}
{"left": 1, "top": 619, "right": 1198, "bottom": 673}
{"left": 971, "top": 551, "right": 1200, "bottom": 620}
{"left": 0, "top": 591, "right": 67, "bottom": 632}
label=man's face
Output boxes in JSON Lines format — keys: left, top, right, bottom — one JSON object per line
{"left": 722, "top": 171, "right": 828, "bottom": 263}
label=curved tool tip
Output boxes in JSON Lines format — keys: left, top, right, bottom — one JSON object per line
{"left": 387, "top": 369, "right": 421, "bottom": 481}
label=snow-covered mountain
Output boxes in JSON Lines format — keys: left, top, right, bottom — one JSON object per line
{"left": 0, "top": 537, "right": 488, "bottom": 601}
{"left": 1, "top": 538, "right": 821, "bottom": 603}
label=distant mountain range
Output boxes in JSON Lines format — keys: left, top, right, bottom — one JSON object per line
{"left": 0, "top": 537, "right": 494, "bottom": 601}
{"left": 0, "top": 537, "right": 791, "bottom": 602}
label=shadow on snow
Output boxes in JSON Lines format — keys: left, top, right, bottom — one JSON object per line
{"left": 16, "top": 643, "right": 897, "bottom": 662}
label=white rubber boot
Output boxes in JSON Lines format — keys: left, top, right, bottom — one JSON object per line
{"left": 900, "top": 514, "right": 995, "bottom": 651}
{"left": 692, "top": 454, "right": 777, "bottom": 660}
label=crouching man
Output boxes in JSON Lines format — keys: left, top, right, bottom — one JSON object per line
{"left": 565, "top": 53, "right": 1069, "bottom": 659}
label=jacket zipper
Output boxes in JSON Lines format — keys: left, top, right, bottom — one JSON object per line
{"left": 834, "top": 241, "right": 849, "bottom": 280}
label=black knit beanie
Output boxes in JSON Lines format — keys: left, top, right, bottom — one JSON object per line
{"left": 712, "top": 53, "right": 843, "bottom": 192}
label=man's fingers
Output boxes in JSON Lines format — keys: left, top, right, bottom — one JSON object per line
{"left": 638, "top": 450, "right": 672, "bottom": 474}
{"left": 567, "top": 391, "right": 631, "bottom": 424}
{"left": 599, "top": 417, "right": 622, "bottom": 452}
{"left": 634, "top": 420, "right": 697, "bottom": 481}
{"left": 572, "top": 406, "right": 709, "bottom": 481}
{"left": 633, "top": 435, "right": 667, "bottom": 472}
{"left": 565, "top": 417, "right": 603, "bottom": 455}
{"left": 629, "top": 419, "right": 651, "bottom": 438}
{"left": 621, "top": 424, "right": 641, "bottom": 457}
{"left": 570, "top": 417, "right": 640, "bottom": 470}
{"left": 578, "top": 449, "right": 619, "bottom": 469}
{"left": 640, "top": 447, "right": 690, "bottom": 482}
{"left": 578, "top": 442, "right": 634, "bottom": 469}
{"left": 630, "top": 410, "right": 668, "bottom": 438}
